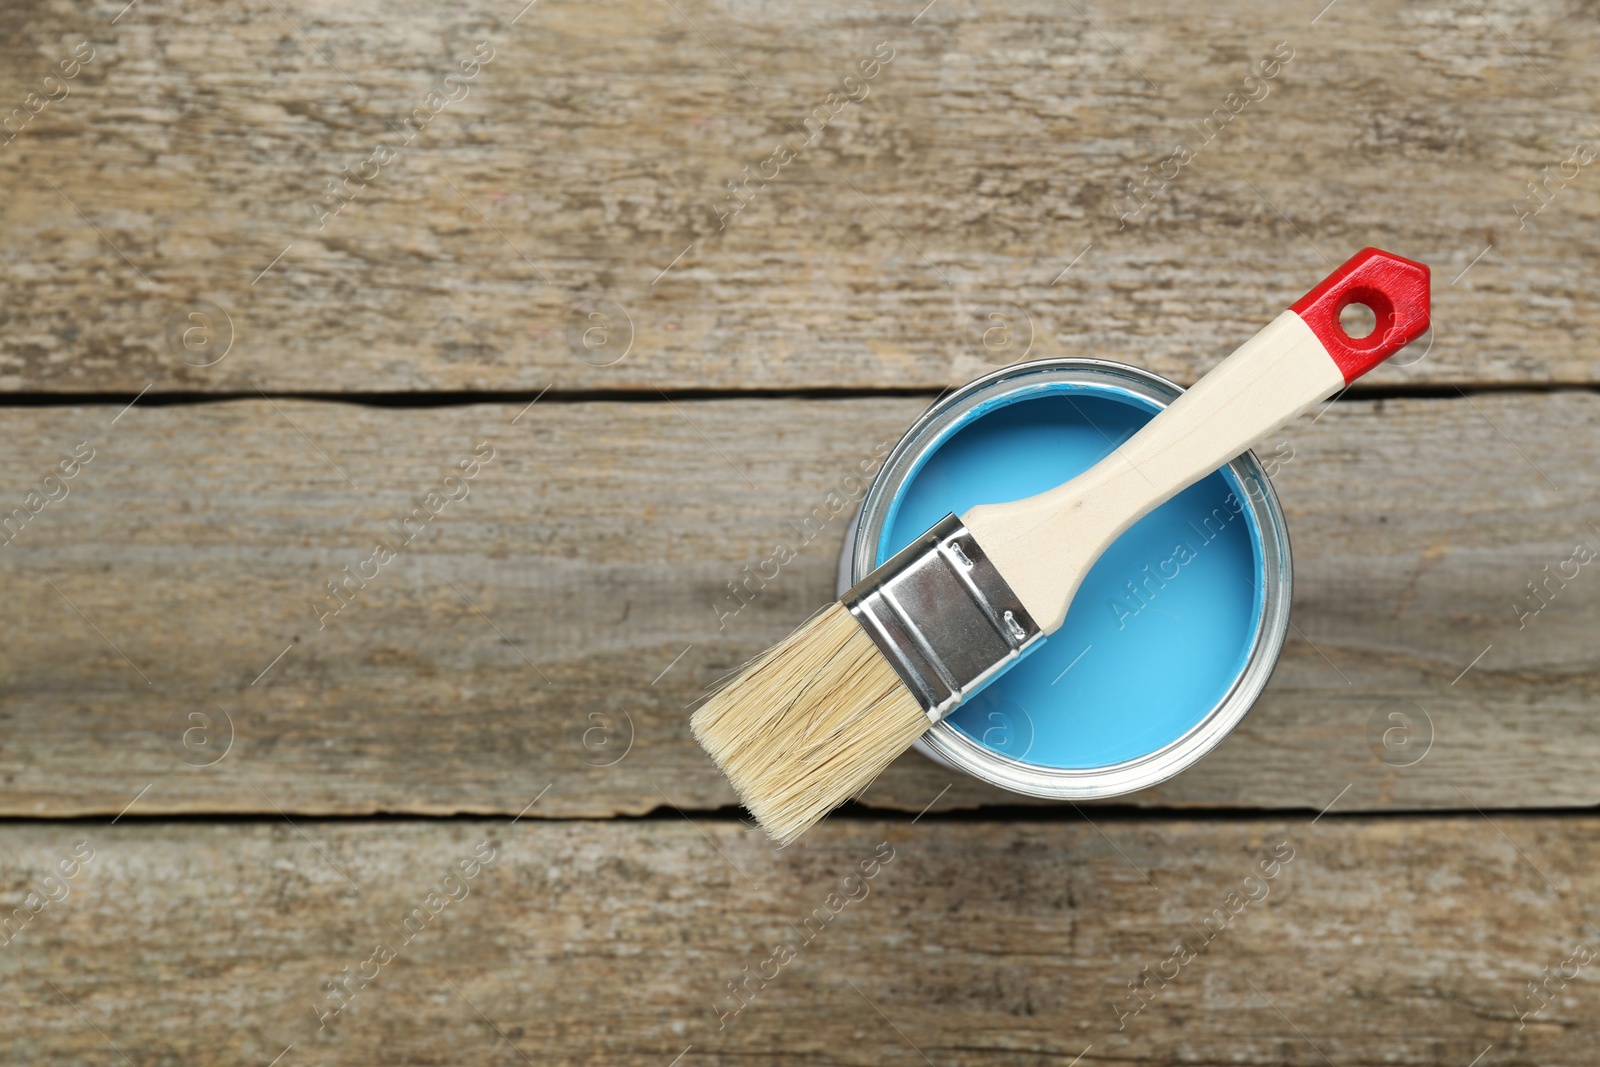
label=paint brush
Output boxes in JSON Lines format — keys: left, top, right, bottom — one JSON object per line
{"left": 693, "top": 248, "right": 1430, "bottom": 844}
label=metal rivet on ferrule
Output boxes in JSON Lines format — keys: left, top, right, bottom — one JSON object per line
{"left": 1003, "top": 610, "right": 1026, "bottom": 642}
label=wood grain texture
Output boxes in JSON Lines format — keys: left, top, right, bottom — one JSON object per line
{"left": 5, "top": 1, "right": 1593, "bottom": 1060}
{"left": 1, "top": 392, "right": 1596, "bottom": 818}
{"left": 1, "top": 0, "right": 1597, "bottom": 392}
{"left": 1, "top": 817, "right": 1594, "bottom": 1065}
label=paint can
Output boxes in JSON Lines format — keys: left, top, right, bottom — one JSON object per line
{"left": 836, "top": 358, "right": 1292, "bottom": 799}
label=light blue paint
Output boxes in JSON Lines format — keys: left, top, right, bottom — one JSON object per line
{"left": 875, "top": 384, "right": 1265, "bottom": 769}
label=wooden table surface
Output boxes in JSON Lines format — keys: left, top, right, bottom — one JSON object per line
{"left": 3, "top": 1, "right": 1597, "bottom": 1063}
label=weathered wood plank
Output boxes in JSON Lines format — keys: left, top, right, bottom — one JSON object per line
{"left": 0, "top": 392, "right": 1596, "bottom": 816}
{"left": 1, "top": 817, "right": 1593, "bottom": 1065}
{"left": 1, "top": 0, "right": 1597, "bottom": 392}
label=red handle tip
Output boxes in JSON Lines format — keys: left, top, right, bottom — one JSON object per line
{"left": 1289, "top": 248, "right": 1431, "bottom": 385}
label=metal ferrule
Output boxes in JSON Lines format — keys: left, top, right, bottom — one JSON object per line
{"left": 843, "top": 513, "right": 1043, "bottom": 722}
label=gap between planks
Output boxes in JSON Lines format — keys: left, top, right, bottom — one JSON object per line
{"left": 0, "top": 381, "right": 1597, "bottom": 410}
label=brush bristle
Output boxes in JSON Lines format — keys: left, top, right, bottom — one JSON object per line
{"left": 691, "top": 602, "right": 929, "bottom": 845}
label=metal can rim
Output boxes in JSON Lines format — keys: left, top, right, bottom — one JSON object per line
{"left": 840, "top": 357, "right": 1293, "bottom": 800}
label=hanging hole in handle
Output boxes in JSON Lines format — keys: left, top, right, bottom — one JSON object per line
{"left": 1338, "top": 301, "right": 1377, "bottom": 339}
{"left": 1333, "top": 286, "right": 1396, "bottom": 350}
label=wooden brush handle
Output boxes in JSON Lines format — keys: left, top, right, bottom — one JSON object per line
{"left": 964, "top": 248, "right": 1430, "bottom": 632}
